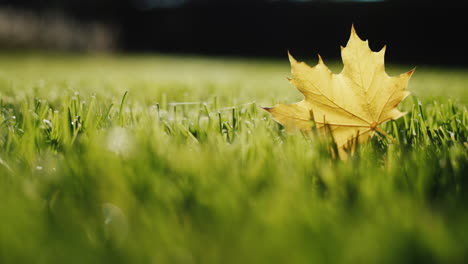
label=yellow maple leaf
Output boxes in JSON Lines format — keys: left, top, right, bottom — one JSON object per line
{"left": 264, "top": 25, "right": 414, "bottom": 156}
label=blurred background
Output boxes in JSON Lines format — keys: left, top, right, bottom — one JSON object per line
{"left": 0, "top": 0, "right": 466, "bottom": 65}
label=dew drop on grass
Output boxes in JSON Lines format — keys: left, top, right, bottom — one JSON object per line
{"left": 106, "top": 127, "right": 134, "bottom": 156}
{"left": 102, "top": 203, "right": 128, "bottom": 245}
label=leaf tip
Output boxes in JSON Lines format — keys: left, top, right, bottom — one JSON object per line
{"left": 317, "top": 54, "right": 324, "bottom": 65}
{"left": 287, "top": 51, "right": 297, "bottom": 64}
{"left": 261, "top": 107, "right": 272, "bottom": 112}
{"left": 377, "top": 45, "right": 387, "bottom": 58}
{"left": 407, "top": 67, "right": 416, "bottom": 76}
{"left": 350, "top": 24, "right": 360, "bottom": 38}
{"left": 349, "top": 24, "right": 364, "bottom": 43}
{"left": 351, "top": 23, "right": 357, "bottom": 34}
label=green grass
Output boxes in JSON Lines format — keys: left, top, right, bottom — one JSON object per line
{"left": 0, "top": 53, "right": 467, "bottom": 264}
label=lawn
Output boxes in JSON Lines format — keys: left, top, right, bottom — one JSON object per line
{"left": 0, "top": 53, "right": 467, "bottom": 263}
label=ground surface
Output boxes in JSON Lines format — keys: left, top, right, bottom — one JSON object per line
{"left": 0, "top": 53, "right": 467, "bottom": 263}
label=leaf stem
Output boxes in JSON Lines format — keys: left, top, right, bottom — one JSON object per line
{"left": 375, "top": 127, "right": 395, "bottom": 143}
